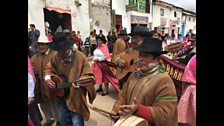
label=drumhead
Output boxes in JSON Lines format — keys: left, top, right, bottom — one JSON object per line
{"left": 113, "top": 115, "right": 148, "bottom": 126}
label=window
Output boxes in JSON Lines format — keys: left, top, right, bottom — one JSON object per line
{"left": 189, "top": 17, "right": 191, "bottom": 22}
{"left": 174, "top": 11, "right": 177, "bottom": 17}
{"left": 160, "top": 8, "right": 164, "bottom": 16}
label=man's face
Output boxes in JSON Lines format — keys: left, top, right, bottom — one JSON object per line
{"left": 30, "top": 26, "right": 35, "bottom": 31}
{"left": 152, "top": 33, "right": 159, "bottom": 38}
{"left": 57, "top": 48, "right": 70, "bottom": 59}
{"left": 131, "top": 35, "right": 144, "bottom": 49}
{"left": 37, "top": 43, "right": 49, "bottom": 53}
{"left": 138, "top": 52, "right": 159, "bottom": 72}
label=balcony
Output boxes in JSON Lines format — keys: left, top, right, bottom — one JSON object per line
{"left": 126, "top": 1, "right": 146, "bottom": 13}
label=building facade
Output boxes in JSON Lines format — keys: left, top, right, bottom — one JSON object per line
{"left": 152, "top": 0, "right": 183, "bottom": 36}
{"left": 181, "top": 10, "right": 196, "bottom": 37}
{"left": 112, "top": 0, "right": 153, "bottom": 33}
{"left": 28, "top": 0, "right": 91, "bottom": 41}
{"left": 90, "top": 0, "right": 111, "bottom": 35}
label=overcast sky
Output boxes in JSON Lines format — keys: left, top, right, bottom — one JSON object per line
{"left": 160, "top": 0, "right": 196, "bottom": 12}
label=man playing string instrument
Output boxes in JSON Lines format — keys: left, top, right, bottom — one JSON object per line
{"left": 114, "top": 26, "right": 153, "bottom": 89}
{"left": 111, "top": 38, "right": 178, "bottom": 126}
{"left": 44, "top": 33, "right": 96, "bottom": 126}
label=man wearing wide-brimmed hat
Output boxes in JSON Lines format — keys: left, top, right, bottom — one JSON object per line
{"left": 114, "top": 25, "right": 153, "bottom": 89}
{"left": 111, "top": 30, "right": 128, "bottom": 63}
{"left": 31, "top": 35, "right": 59, "bottom": 126}
{"left": 111, "top": 38, "right": 178, "bottom": 126}
{"left": 44, "top": 33, "right": 96, "bottom": 126}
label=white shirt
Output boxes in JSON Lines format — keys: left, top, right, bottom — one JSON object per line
{"left": 93, "top": 49, "right": 106, "bottom": 61}
{"left": 28, "top": 72, "right": 35, "bottom": 98}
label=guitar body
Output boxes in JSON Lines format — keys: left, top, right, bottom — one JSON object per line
{"left": 49, "top": 75, "right": 68, "bottom": 100}
{"left": 116, "top": 50, "right": 139, "bottom": 80}
{"left": 113, "top": 115, "right": 148, "bottom": 126}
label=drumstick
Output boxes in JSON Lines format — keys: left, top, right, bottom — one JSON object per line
{"left": 89, "top": 105, "right": 115, "bottom": 115}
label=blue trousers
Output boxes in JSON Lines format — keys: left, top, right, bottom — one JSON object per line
{"left": 59, "top": 98, "right": 84, "bottom": 126}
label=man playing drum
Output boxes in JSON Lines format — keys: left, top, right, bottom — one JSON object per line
{"left": 111, "top": 38, "right": 178, "bottom": 126}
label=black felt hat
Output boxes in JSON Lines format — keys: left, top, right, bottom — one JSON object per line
{"left": 128, "top": 26, "right": 152, "bottom": 37}
{"left": 50, "top": 33, "right": 75, "bottom": 51}
{"left": 139, "top": 38, "right": 168, "bottom": 54}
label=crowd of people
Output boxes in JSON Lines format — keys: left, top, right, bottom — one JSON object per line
{"left": 28, "top": 24, "right": 196, "bottom": 126}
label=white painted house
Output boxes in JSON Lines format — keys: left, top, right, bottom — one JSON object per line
{"left": 28, "top": 0, "right": 91, "bottom": 41}
{"left": 112, "top": 0, "right": 153, "bottom": 33}
{"left": 181, "top": 10, "right": 196, "bottom": 36}
{"left": 152, "top": 0, "right": 183, "bottom": 36}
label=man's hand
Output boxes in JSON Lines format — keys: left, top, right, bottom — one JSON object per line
{"left": 28, "top": 97, "right": 34, "bottom": 105}
{"left": 45, "top": 79, "right": 56, "bottom": 88}
{"left": 118, "top": 59, "right": 127, "bottom": 68}
{"left": 118, "top": 97, "right": 138, "bottom": 116}
{"left": 110, "top": 110, "right": 120, "bottom": 121}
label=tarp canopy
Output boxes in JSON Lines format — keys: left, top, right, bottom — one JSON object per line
{"left": 46, "top": 7, "right": 71, "bottom": 14}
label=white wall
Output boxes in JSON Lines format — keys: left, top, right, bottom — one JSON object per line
{"left": 185, "top": 15, "right": 196, "bottom": 34}
{"left": 112, "top": 0, "right": 128, "bottom": 31}
{"left": 28, "top": 0, "right": 46, "bottom": 36}
{"left": 71, "top": 0, "right": 91, "bottom": 41}
{"left": 152, "top": 4, "right": 182, "bottom": 34}
{"left": 112, "top": 0, "right": 128, "bottom": 15}
{"left": 112, "top": 0, "right": 152, "bottom": 33}
{"left": 91, "top": 0, "right": 111, "bottom": 35}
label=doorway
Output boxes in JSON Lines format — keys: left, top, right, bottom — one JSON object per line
{"left": 43, "top": 8, "right": 72, "bottom": 35}
{"left": 115, "top": 14, "right": 122, "bottom": 31}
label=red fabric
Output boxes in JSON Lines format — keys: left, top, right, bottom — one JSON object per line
{"left": 47, "top": 34, "right": 53, "bottom": 41}
{"left": 135, "top": 104, "right": 154, "bottom": 123}
{"left": 92, "top": 61, "right": 119, "bottom": 91}
{"left": 125, "top": 42, "right": 131, "bottom": 49}
{"left": 118, "top": 26, "right": 123, "bottom": 33}
{"left": 28, "top": 119, "right": 34, "bottom": 126}
{"left": 92, "top": 62, "right": 103, "bottom": 85}
{"left": 72, "top": 35, "right": 81, "bottom": 45}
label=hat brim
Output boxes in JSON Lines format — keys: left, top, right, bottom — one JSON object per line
{"left": 139, "top": 49, "right": 168, "bottom": 54}
{"left": 50, "top": 38, "right": 75, "bottom": 51}
{"left": 128, "top": 31, "right": 153, "bottom": 37}
{"left": 37, "top": 41, "right": 51, "bottom": 44}
{"left": 118, "top": 33, "right": 128, "bottom": 36}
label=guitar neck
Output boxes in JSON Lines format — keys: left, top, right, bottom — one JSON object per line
{"left": 56, "top": 82, "right": 71, "bottom": 89}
